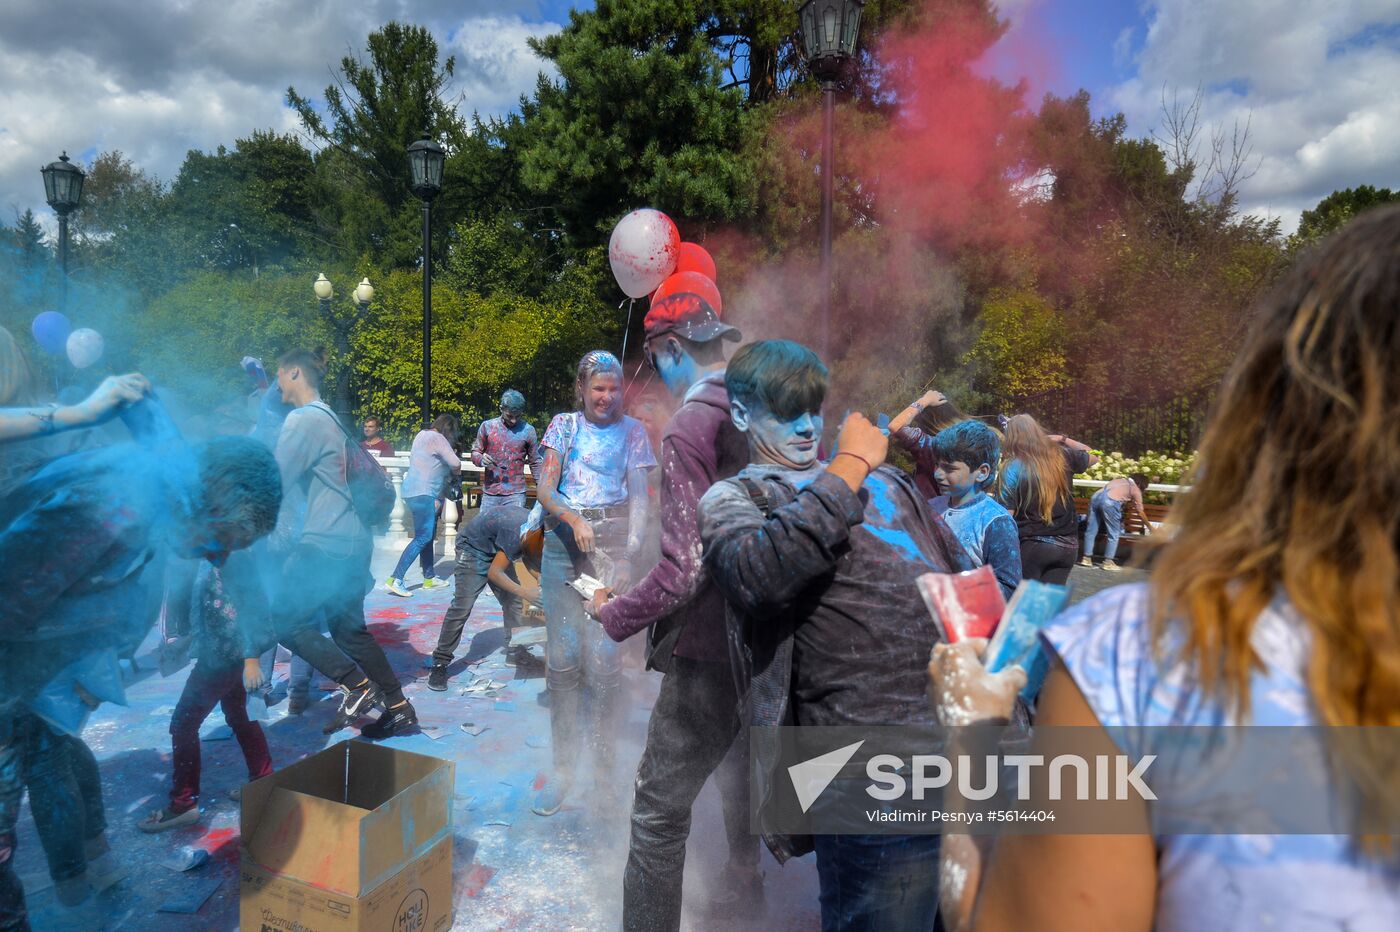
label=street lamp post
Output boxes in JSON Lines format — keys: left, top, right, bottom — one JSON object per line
{"left": 313, "top": 272, "right": 374, "bottom": 421}
{"left": 797, "top": 0, "right": 864, "bottom": 360}
{"left": 40, "top": 152, "right": 86, "bottom": 309}
{"left": 407, "top": 135, "right": 445, "bottom": 428}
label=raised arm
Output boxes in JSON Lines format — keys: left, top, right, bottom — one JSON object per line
{"left": 0, "top": 374, "right": 150, "bottom": 443}
{"left": 888, "top": 389, "right": 946, "bottom": 436}
{"left": 700, "top": 413, "right": 885, "bottom": 615}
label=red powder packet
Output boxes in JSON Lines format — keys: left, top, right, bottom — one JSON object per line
{"left": 916, "top": 566, "right": 1006, "bottom": 644}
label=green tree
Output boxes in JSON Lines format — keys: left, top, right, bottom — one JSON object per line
{"left": 288, "top": 22, "right": 467, "bottom": 266}
{"left": 963, "top": 287, "right": 1069, "bottom": 397}
{"left": 1293, "top": 185, "right": 1400, "bottom": 248}
{"left": 10, "top": 210, "right": 46, "bottom": 268}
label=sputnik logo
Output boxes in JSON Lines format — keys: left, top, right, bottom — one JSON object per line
{"left": 788, "top": 740, "right": 865, "bottom": 813}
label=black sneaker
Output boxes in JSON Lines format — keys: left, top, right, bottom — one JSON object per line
{"left": 504, "top": 646, "right": 535, "bottom": 667}
{"left": 323, "top": 682, "right": 383, "bottom": 734}
{"left": 360, "top": 703, "right": 419, "bottom": 739}
{"left": 427, "top": 664, "right": 449, "bottom": 691}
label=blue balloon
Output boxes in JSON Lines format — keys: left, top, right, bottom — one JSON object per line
{"left": 31, "top": 310, "right": 71, "bottom": 355}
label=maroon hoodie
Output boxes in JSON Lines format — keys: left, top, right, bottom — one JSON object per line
{"left": 598, "top": 370, "right": 747, "bottom": 662}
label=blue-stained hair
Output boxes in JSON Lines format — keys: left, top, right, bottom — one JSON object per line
{"left": 725, "top": 340, "right": 828, "bottom": 421}
{"left": 933, "top": 420, "right": 1001, "bottom": 488}
{"left": 501, "top": 389, "right": 526, "bottom": 412}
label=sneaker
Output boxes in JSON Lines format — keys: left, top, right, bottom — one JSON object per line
{"left": 1102, "top": 560, "right": 1122, "bottom": 572}
{"left": 324, "top": 682, "right": 383, "bottom": 734}
{"left": 360, "top": 703, "right": 420, "bottom": 739}
{"left": 136, "top": 805, "right": 200, "bottom": 833}
{"left": 427, "top": 664, "right": 449, "bottom": 691}
{"left": 385, "top": 578, "right": 412, "bottom": 597}
{"left": 1077, "top": 556, "right": 1093, "bottom": 567}
{"left": 504, "top": 646, "right": 534, "bottom": 667}
{"left": 532, "top": 782, "right": 567, "bottom": 817}
{"left": 287, "top": 693, "right": 308, "bottom": 716}
{"left": 422, "top": 577, "right": 438, "bottom": 590}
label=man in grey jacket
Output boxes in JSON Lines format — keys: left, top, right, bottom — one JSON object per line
{"left": 270, "top": 349, "right": 416, "bottom": 737}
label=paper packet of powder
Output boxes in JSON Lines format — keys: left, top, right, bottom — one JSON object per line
{"left": 916, "top": 566, "right": 1006, "bottom": 644}
{"left": 984, "top": 579, "right": 1070, "bottom": 699}
{"left": 569, "top": 574, "right": 607, "bottom": 601}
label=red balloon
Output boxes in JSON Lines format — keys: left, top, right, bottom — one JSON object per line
{"left": 652, "top": 271, "right": 722, "bottom": 316}
{"left": 675, "top": 242, "right": 717, "bottom": 283}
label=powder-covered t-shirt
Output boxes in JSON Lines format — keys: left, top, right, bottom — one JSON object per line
{"left": 460, "top": 503, "right": 528, "bottom": 563}
{"left": 931, "top": 492, "right": 1022, "bottom": 598}
{"left": 1043, "top": 584, "right": 1400, "bottom": 932}
{"left": 472, "top": 417, "right": 540, "bottom": 496}
{"left": 541, "top": 413, "right": 656, "bottom": 509}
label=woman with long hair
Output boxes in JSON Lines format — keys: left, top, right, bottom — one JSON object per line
{"left": 997, "top": 414, "right": 1096, "bottom": 584}
{"left": 386, "top": 413, "right": 461, "bottom": 596}
{"left": 532, "top": 350, "right": 656, "bottom": 815}
{"left": 930, "top": 205, "right": 1400, "bottom": 931}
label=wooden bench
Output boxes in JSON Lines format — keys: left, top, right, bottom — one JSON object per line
{"left": 1074, "top": 497, "right": 1171, "bottom": 561}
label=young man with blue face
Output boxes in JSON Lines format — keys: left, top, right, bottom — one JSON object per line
{"left": 583, "top": 294, "right": 760, "bottom": 930}
{"left": 931, "top": 420, "right": 1022, "bottom": 598}
{"left": 697, "top": 340, "right": 972, "bottom": 932}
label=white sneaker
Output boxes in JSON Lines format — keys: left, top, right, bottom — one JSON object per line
{"left": 385, "top": 577, "right": 412, "bottom": 597}
{"left": 1101, "top": 560, "right": 1122, "bottom": 572}
{"left": 1077, "top": 557, "right": 1092, "bottom": 567}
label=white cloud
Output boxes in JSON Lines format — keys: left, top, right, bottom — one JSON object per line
{"left": 1109, "top": 0, "right": 1400, "bottom": 232}
{"left": 0, "top": 1, "right": 560, "bottom": 229}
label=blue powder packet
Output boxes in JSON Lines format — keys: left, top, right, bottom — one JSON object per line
{"left": 985, "top": 579, "right": 1070, "bottom": 700}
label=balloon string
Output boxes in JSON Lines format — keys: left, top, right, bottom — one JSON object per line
{"left": 620, "top": 297, "right": 636, "bottom": 365}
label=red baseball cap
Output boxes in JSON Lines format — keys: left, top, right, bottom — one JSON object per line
{"left": 643, "top": 293, "right": 741, "bottom": 344}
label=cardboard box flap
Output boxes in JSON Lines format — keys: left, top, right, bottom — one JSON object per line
{"left": 246, "top": 786, "right": 365, "bottom": 895}
{"left": 358, "top": 760, "right": 453, "bottom": 892}
{"left": 343, "top": 741, "right": 446, "bottom": 811}
{"left": 242, "top": 741, "right": 364, "bottom": 843}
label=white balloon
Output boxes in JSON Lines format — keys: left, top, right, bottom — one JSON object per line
{"left": 66, "top": 328, "right": 105, "bottom": 369}
{"left": 608, "top": 209, "right": 680, "bottom": 298}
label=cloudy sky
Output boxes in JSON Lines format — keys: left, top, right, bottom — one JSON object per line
{"left": 1, "top": 0, "right": 1396, "bottom": 235}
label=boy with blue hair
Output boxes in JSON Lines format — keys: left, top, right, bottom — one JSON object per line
{"left": 931, "top": 420, "right": 1022, "bottom": 598}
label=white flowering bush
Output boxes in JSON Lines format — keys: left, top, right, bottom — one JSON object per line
{"left": 1084, "top": 450, "right": 1196, "bottom": 504}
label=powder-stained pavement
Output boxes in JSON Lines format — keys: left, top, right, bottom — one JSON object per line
{"left": 11, "top": 542, "right": 1142, "bottom": 930}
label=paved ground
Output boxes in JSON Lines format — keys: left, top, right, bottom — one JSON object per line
{"left": 12, "top": 539, "right": 1144, "bottom": 931}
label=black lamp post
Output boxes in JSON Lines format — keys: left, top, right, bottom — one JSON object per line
{"left": 407, "top": 135, "right": 445, "bottom": 428}
{"left": 797, "top": 0, "right": 863, "bottom": 359}
{"left": 40, "top": 152, "right": 86, "bottom": 309}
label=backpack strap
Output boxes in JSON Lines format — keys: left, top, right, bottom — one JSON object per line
{"left": 738, "top": 476, "right": 772, "bottom": 517}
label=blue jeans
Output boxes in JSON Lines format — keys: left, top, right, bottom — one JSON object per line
{"left": 392, "top": 495, "right": 439, "bottom": 581}
{"left": 540, "top": 518, "right": 626, "bottom": 783}
{"left": 813, "top": 833, "right": 941, "bottom": 932}
{"left": 480, "top": 491, "right": 526, "bottom": 511}
{"left": 1084, "top": 489, "right": 1125, "bottom": 561}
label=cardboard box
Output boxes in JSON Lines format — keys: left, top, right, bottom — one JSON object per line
{"left": 240, "top": 740, "right": 455, "bottom": 932}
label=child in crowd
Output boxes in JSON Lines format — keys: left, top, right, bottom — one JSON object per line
{"left": 139, "top": 548, "right": 275, "bottom": 831}
{"left": 886, "top": 388, "right": 973, "bottom": 497}
{"left": 930, "top": 420, "right": 1022, "bottom": 598}
{"left": 1079, "top": 473, "right": 1152, "bottom": 571}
